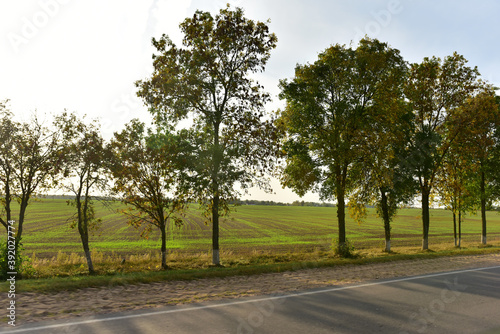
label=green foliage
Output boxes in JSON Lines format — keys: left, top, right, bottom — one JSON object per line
{"left": 0, "top": 105, "right": 65, "bottom": 241}
{"left": 54, "top": 112, "right": 112, "bottom": 274}
{"left": 279, "top": 38, "right": 409, "bottom": 250}
{"left": 138, "top": 5, "right": 278, "bottom": 202}
{"left": 0, "top": 239, "right": 35, "bottom": 279}
{"left": 403, "top": 52, "right": 481, "bottom": 249}
{"left": 136, "top": 5, "right": 279, "bottom": 265}
{"left": 0, "top": 240, "right": 8, "bottom": 279}
{"left": 110, "top": 119, "right": 188, "bottom": 268}
{"left": 110, "top": 119, "right": 186, "bottom": 236}
{"left": 279, "top": 38, "right": 408, "bottom": 197}
{"left": 404, "top": 53, "right": 481, "bottom": 184}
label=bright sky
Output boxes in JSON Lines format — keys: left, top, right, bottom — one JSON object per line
{"left": 1, "top": 0, "right": 499, "bottom": 203}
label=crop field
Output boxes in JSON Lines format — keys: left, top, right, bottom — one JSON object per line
{"left": 2, "top": 198, "right": 500, "bottom": 259}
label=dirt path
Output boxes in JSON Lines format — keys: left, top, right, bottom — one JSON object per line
{"left": 7, "top": 253, "right": 500, "bottom": 325}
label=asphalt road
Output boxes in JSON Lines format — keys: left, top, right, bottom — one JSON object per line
{"left": 2, "top": 265, "right": 500, "bottom": 334}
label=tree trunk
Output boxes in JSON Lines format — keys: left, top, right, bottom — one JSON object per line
{"left": 334, "top": 162, "right": 349, "bottom": 257}
{"left": 80, "top": 233, "right": 94, "bottom": 274}
{"left": 212, "top": 192, "right": 220, "bottom": 266}
{"left": 453, "top": 211, "right": 457, "bottom": 247}
{"left": 211, "top": 163, "right": 221, "bottom": 266}
{"left": 80, "top": 232, "right": 94, "bottom": 274}
{"left": 211, "top": 121, "right": 222, "bottom": 266}
{"left": 16, "top": 199, "right": 28, "bottom": 243}
{"left": 84, "top": 249, "right": 94, "bottom": 274}
{"left": 336, "top": 181, "right": 347, "bottom": 256}
{"left": 4, "top": 178, "right": 12, "bottom": 231}
{"left": 421, "top": 188, "right": 430, "bottom": 250}
{"left": 380, "top": 189, "right": 391, "bottom": 252}
{"left": 480, "top": 170, "right": 487, "bottom": 245}
{"left": 161, "top": 222, "right": 168, "bottom": 269}
{"left": 458, "top": 209, "right": 462, "bottom": 248}
{"left": 77, "top": 194, "right": 94, "bottom": 274}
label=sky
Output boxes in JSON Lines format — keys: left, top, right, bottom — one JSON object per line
{"left": 1, "top": 0, "right": 499, "bottom": 203}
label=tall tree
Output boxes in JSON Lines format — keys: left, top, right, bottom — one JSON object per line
{"left": 491, "top": 95, "right": 500, "bottom": 210}
{"left": 404, "top": 53, "right": 480, "bottom": 250}
{"left": 459, "top": 90, "right": 500, "bottom": 244}
{"left": 279, "top": 38, "right": 407, "bottom": 256}
{"left": 349, "top": 98, "right": 416, "bottom": 253}
{"left": 136, "top": 6, "right": 279, "bottom": 266}
{"left": 110, "top": 119, "right": 186, "bottom": 270}
{"left": 56, "top": 112, "right": 110, "bottom": 274}
{"left": 435, "top": 136, "right": 475, "bottom": 247}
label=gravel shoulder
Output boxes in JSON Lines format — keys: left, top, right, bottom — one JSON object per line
{"left": 7, "top": 252, "right": 500, "bottom": 326}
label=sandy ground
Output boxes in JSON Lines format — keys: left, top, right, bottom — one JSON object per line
{"left": 5, "top": 253, "right": 500, "bottom": 326}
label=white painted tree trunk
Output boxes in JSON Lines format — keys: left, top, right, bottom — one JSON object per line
{"left": 422, "top": 238, "right": 428, "bottom": 250}
{"left": 212, "top": 249, "right": 220, "bottom": 266}
{"left": 481, "top": 235, "right": 487, "bottom": 244}
{"left": 85, "top": 249, "right": 94, "bottom": 273}
{"left": 385, "top": 240, "right": 391, "bottom": 253}
{"left": 162, "top": 251, "right": 167, "bottom": 269}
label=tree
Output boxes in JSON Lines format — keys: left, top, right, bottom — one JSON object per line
{"left": 346, "top": 43, "right": 415, "bottom": 253}
{"left": 0, "top": 107, "right": 64, "bottom": 277}
{"left": 490, "top": 95, "right": 500, "bottom": 210}
{"left": 56, "top": 112, "right": 110, "bottom": 274}
{"left": 459, "top": 90, "right": 500, "bottom": 244}
{"left": 0, "top": 111, "right": 64, "bottom": 244}
{"left": 404, "top": 53, "right": 480, "bottom": 250}
{"left": 435, "top": 136, "right": 476, "bottom": 247}
{"left": 350, "top": 98, "right": 416, "bottom": 252}
{"left": 279, "top": 38, "right": 407, "bottom": 256}
{"left": 110, "top": 119, "right": 186, "bottom": 270}
{"left": 0, "top": 102, "right": 17, "bottom": 232}
{"left": 136, "top": 6, "right": 279, "bottom": 265}
{"left": 0, "top": 102, "right": 20, "bottom": 278}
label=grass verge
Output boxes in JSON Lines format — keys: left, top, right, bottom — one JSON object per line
{"left": 1, "top": 244, "right": 499, "bottom": 294}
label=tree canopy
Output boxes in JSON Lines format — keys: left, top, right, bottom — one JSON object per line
{"left": 136, "top": 5, "right": 279, "bottom": 265}
{"left": 56, "top": 112, "right": 110, "bottom": 274}
{"left": 404, "top": 53, "right": 481, "bottom": 249}
{"left": 110, "top": 119, "right": 187, "bottom": 269}
{"left": 278, "top": 38, "right": 408, "bottom": 256}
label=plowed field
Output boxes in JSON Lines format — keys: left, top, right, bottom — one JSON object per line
{"left": 4, "top": 199, "right": 500, "bottom": 257}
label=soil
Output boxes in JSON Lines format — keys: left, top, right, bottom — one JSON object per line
{"left": 7, "top": 253, "right": 500, "bottom": 326}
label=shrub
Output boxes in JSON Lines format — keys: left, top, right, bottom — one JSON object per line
{"left": 0, "top": 239, "right": 36, "bottom": 279}
{"left": 332, "top": 238, "right": 356, "bottom": 258}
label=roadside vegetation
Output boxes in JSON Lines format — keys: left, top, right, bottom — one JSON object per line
{"left": 2, "top": 5, "right": 500, "bottom": 283}
{"left": 0, "top": 199, "right": 499, "bottom": 292}
{"left": 1, "top": 243, "right": 499, "bottom": 294}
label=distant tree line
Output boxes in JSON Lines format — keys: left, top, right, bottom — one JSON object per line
{"left": 1, "top": 5, "right": 500, "bottom": 275}
{"left": 237, "top": 199, "right": 336, "bottom": 207}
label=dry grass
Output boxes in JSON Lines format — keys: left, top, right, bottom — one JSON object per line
{"left": 1, "top": 243, "right": 496, "bottom": 294}
{"left": 25, "top": 240, "right": 500, "bottom": 279}
{"left": 26, "top": 246, "right": 339, "bottom": 278}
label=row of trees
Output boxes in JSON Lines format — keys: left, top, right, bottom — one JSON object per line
{"left": 2, "top": 6, "right": 500, "bottom": 274}
{"left": 0, "top": 108, "right": 187, "bottom": 274}
{"left": 279, "top": 39, "right": 500, "bottom": 254}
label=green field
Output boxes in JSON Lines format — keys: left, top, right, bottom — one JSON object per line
{"left": 3, "top": 198, "right": 500, "bottom": 257}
